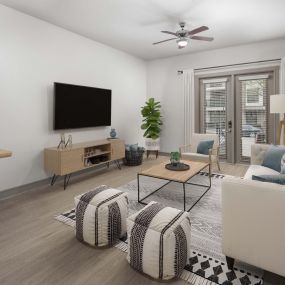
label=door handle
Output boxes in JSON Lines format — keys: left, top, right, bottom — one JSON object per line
{"left": 226, "top": 121, "right": 232, "bottom": 133}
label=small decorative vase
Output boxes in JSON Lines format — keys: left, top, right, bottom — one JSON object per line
{"left": 110, "top": 128, "right": 117, "bottom": 138}
{"left": 65, "top": 135, "right": 72, "bottom": 148}
{"left": 58, "top": 133, "right": 66, "bottom": 149}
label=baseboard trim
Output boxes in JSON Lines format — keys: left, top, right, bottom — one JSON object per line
{"left": 0, "top": 161, "right": 118, "bottom": 200}
{"left": 0, "top": 154, "right": 173, "bottom": 200}
{"left": 0, "top": 177, "right": 51, "bottom": 200}
{"left": 158, "top": 151, "right": 169, "bottom": 157}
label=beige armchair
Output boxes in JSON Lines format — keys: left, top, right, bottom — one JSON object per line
{"left": 179, "top": 133, "right": 220, "bottom": 170}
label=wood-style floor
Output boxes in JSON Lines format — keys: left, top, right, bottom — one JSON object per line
{"left": 0, "top": 157, "right": 249, "bottom": 285}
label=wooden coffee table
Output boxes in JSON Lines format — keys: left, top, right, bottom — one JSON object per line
{"left": 137, "top": 160, "right": 211, "bottom": 212}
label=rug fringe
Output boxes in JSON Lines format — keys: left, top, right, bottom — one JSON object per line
{"left": 55, "top": 215, "right": 75, "bottom": 227}
{"left": 114, "top": 241, "right": 128, "bottom": 252}
{"left": 180, "top": 270, "right": 215, "bottom": 285}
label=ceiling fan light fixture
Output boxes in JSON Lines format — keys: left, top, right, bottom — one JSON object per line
{"left": 177, "top": 37, "right": 188, "bottom": 48}
{"left": 153, "top": 22, "right": 213, "bottom": 49}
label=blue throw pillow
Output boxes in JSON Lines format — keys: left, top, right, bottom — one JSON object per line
{"left": 262, "top": 145, "right": 285, "bottom": 172}
{"left": 252, "top": 174, "right": 285, "bottom": 185}
{"left": 125, "top": 143, "right": 139, "bottom": 151}
{"left": 197, "top": 140, "right": 214, "bottom": 155}
{"left": 137, "top": 146, "right": 145, "bottom": 152}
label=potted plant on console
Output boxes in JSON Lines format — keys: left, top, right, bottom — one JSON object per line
{"left": 141, "top": 98, "right": 162, "bottom": 158}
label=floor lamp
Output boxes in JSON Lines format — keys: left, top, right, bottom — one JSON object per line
{"left": 270, "top": 94, "right": 285, "bottom": 145}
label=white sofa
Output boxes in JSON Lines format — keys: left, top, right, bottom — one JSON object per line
{"left": 222, "top": 144, "right": 285, "bottom": 277}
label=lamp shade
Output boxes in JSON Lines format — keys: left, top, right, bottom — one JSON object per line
{"left": 270, "top": 94, "right": 285, "bottom": 113}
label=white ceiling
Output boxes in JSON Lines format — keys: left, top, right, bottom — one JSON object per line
{"left": 1, "top": 0, "right": 285, "bottom": 60}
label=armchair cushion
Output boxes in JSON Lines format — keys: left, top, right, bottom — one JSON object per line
{"left": 181, "top": 152, "right": 218, "bottom": 163}
{"left": 250, "top": 144, "right": 269, "bottom": 165}
{"left": 252, "top": 174, "right": 285, "bottom": 185}
{"left": 181, "top": 152, "right": 209, "bottom": 162}
{"left": 197, "top": 140, "right": 214, "bottom": 155}
{"left": 261, "top": 145, "right": 285, "bottom": 172}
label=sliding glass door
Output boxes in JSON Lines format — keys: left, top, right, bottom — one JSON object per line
{"left": 200, "top": 77, "right": 232, "bottom": 160}
{"left": 235, "top": 73, "right": 274, "bottom": 162}
{"left": 197, "top": 68, "right": 277, "bottom": 163}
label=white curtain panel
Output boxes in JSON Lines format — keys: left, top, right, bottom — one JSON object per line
{"left": 281, "top": 58, "right": 285, "bottom": 93}
{"left": 280, "top": 58, "right": 285, "bottom": 145}
{"left": 182, "top": 69, "right": 195, "bottom": 146}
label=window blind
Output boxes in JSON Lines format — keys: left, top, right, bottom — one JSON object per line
{"left": 239, "top": 77, "right": 268, "bottom": 161}
{"left": 203, "top": 80, "right": 227, "bottom": 159}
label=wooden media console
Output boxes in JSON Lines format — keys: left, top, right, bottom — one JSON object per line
{"left": 44, "top": 138, "right": 125, "bottom": 189}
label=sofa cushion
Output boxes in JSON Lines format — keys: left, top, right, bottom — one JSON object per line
{"left": 197, "top": 140, "right": 214, "bottom": 155}
{"left": 244, "top": 165, "right": 279, "bottom": 180}
{"left": 252, "top": 174, "right": 285, "bottom": 185}
{"left": 250, "top": 144, "right": 269, "bottom": 165}
{"left": 261, "top": 145, "right": 285, "bottom": 172}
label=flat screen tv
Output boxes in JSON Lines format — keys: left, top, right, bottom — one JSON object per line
{"left": 54, "top": 82, "right": 111, "bottom": 130}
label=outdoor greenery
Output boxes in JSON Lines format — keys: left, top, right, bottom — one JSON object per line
{"left": 141, "top": 98, "right": 162, "bottom": 139}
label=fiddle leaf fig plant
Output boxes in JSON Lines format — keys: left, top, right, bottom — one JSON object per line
{"left": 141, "top": 98, "right": 162, "bottom": 140}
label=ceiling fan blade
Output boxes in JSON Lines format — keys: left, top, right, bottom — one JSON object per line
{"left": 152, "top": 38, "right": 177, "bottom": 45}
{"left": 161, "top": 30, "right": 177, "bottom": 36}
{"left": 187, "top": 26, "right": 209, "bottom": 36}
{"left": 190, "top": 35, "right": 214, "bottom": 41}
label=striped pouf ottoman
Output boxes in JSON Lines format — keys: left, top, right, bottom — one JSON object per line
{"left": 74, "top": 185, "right": 128, "bottom": 247}
{"left": 127, "top": 201, "right": 191, "bottom": 280}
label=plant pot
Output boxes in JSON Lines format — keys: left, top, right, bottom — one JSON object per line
{"left": 170, "top": 159, "right": 180, "bottom": 166}
{"left": 145, "top": 138, "right": 160, "bottom": 151}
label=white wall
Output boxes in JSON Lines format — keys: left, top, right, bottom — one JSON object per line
{"left": 147, "top": 39, "right": 285, "bottom": 152}
{"left": 0, "top": 5, "right": 147, "bottom": 191}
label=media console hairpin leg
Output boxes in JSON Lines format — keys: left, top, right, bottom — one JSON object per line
{"left": 114, "top": 160, "right": 122, "bottom": 170}
{"left": 63, "top": 174, "right": 72, "bottom": 190}
{"left": 50, "top": 174, "right": 58, "bottom": 186}
{"left": 50, "top": 173, "right": 71, "bottom": 190}
{"left": 50, "top": 160, "right": 121, "bottom": 190}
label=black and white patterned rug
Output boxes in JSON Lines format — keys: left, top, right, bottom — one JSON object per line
{"left": 55, "top": 172, "right": 263, "bottom": 285}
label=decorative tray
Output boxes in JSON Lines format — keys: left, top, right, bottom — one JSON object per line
{"left": 165, "top": 162, "right": 190, "bottom": 171}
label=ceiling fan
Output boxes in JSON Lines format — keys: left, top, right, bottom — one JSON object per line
{"left": 153, "top": 22, "right": 214, "bottom": 49}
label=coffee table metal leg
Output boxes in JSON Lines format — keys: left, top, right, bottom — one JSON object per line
{"left": 209, "top": 163, "right": 212, "bottom": 187}
{"left": 183, "top": 183, "right": 186, "bottom": 211}
{"left": 137, "top": 173, "right": 140, "bottom": 202}
{"left": 138, "top": 179, "right": 171, "bottom": 205}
